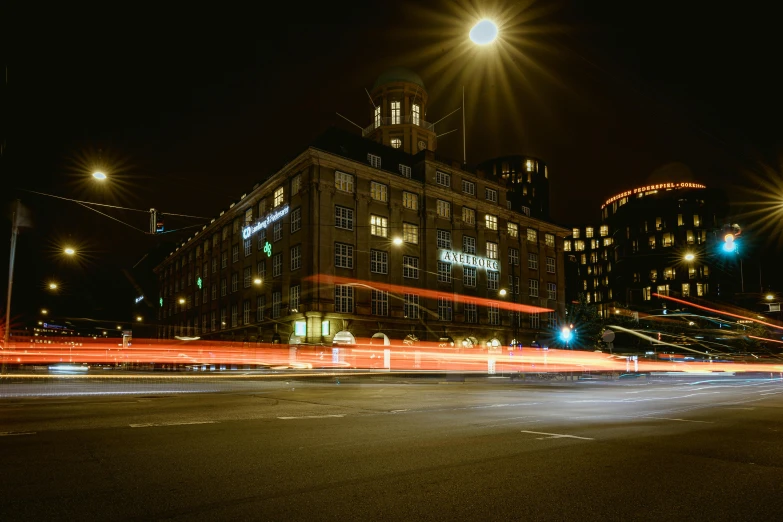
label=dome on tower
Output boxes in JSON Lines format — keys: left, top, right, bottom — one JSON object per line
{"left": 372, "top": 67, "right": 425, "bottom": 90}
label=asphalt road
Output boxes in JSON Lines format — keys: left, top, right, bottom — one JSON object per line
{"left": 1, "top": 375, "right": 783, "bottom": 521}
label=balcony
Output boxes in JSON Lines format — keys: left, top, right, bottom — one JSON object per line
{"left": 362, "top": 115, "right": 435, "bottom": 137}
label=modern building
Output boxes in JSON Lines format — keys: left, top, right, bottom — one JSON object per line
{"left": 565, "top": 180, "right": 730, "bottom": 317}
{"left": 153, "top": 68, "right": 570, "bottom": 349}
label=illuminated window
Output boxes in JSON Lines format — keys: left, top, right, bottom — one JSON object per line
{"left": 403, "top": 191, "right": 418, "bottom": 210}
{"left": 437, "top": 261, "right": 452, "bottom": 283}
{"left": 391, "top": 138, "right": 401, "bottom": 149}
{"left": 696, "top": 283, "right": 704, "bottom": 296}
{"left": 585, "top": 227, "right": 594, "bottom": 238}
{"left": 564, "top": 241, "right": 572, "bottom": 252}
{"left": 290, "top": 245, "right": 301, "bottom": 271}
{"left": 436, "top": 171, "right": 451, "bottom": 187}
{"left": 663, "top": 267, "right": 675, "bottom": 280}
{"left": 600, "top": 225, "right": 609, "bottom": 237}
{"left": 527, "top": 228, "right": 538, "bottom": 243}
{"left": 371, "top": 182, "right": 388, "bottom": 202}
{"left": 403, "top": 223, "right": 418, "bottom": 244}
{"left": 391, "top": 101, "right": 401, "bottom": 124}
{"left": 525, "top": 159, "right": 535, "bottom": 172}
{"left": 545, "top": 233, "right": 555, "bottom": 247}
{"left": 686, "top": 230, "right": 695, "bottom": 244}
{"left": 677, "top": 214, "right": 683, "bottom": 226}
{"left": 244, "top": 208, "right": 253, "bottom": 224}
{"left": 575, "top": 240, "right": 585, "bottom": 251}
{"left": 462, "top": 180, "right": 475, "bottom": 196}
{"left": 657, "top": 284, "right": 669, "bottom": 297}
{"left": 412, "top": 104, "right": 420, "bottom": 125}
{"left": 372, "top": 289, "right": 388, "bottom": 316}
{"left": 650, "top": 270, "right": 658, "bottom": 282}
{"left": 437, "top": 229, "right": 452, "bottom": 249}
{"left": 462, "top": 207, "right": 475, "bottom": 225}
{"left": 572, "top": 228, "right": 580, "bottom": 239}
{"left": 662, "top": 233, "right": 674, "bottom": 247}
{"left": 603, "top": 237, "right": 613, "bottom": 246}
{"left": 335, "top": 243, "right": 354, "bottom": 269}
{"left": 689, "top": 266, "right": 697, "bottom": 279}
{"left": 335, "top": 285, "right": 354, "bottom": 313}
{"left": 274, "top": 187, "right": 284, "bottom": 207}
{"left": 335, "top": 171, "right": 354, "bottom": 193}
{"left": 643, "top": 287, "right": 651, "bottom": 300}
{"left": 655, "top": 217, "right": 662, "bottom": 230}
{"left": 681, "top": 283, "right": 690, "bottom": 297}
{"left": 486, "top": 241, "right": 498, "bottom": 259}
{"left": 463, "top": 236, "right": 476, "bottom": 254}
{"left": 508, "top": 222, "right": 518, "bottom": 238}
{"left": 437, "top": 200, "right": 451, "bottom": 219}
{"left": 485, "top": 214, "right": 498, "bottom": 230}
{"left": 485, "top": 188, "right": 498, "bottom": 203}
{"left": 693, "top": 214, "right": 701, "bottom": 227}
{"left": 648, "top": 236, "right": 656, "bottom": 249}
{"left": 374, "top": 106, "right": 381, "bottom": 128}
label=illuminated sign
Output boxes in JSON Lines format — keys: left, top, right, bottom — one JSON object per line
{"left": 242, "top": 205, "right": 290, "bottom": 239}
{"left": 263, "top": 241, "right": 272, "bottom": 257}
{"left": 321, "top": 320, "right": 330, "bottom": 336}
{"left": 295, "top": 320, "right": 307, "bottom": 336}
{"left": 135, "top": 296, "right": 144, "bottom": 304}
{"left": 159, "top": 297, "right": 163, "bottom": 307}
{"left": 197, "top": 276, "right": 203, "bottom": 289}
{"left": 440, "top": 249, "right": 500, "bottom": 271}
{"left": 602, "top": 182, "right": 706, "bottom": 208}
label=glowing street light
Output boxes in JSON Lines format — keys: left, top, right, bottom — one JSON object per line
{"left": 766, "top": 294, "right": 775, "bottom": 300}
{"left": 253, "top": 278, "right": 262, "bottom": 285}
{"left": 469, "top": 19, "right": 499, "bottom": 45}
{"left": 684, "top": 253, "right": 695, "bottom": 262}
{"left": 41, "top": 309, "right": 48, "bottom": 315}
{"left": 48, "top": 282, "right": 58, "bottom": 290}
{"left": 64, "top": 247, "right": 76, "bottom": 256}
{"left": 392, "top": 237, "right": 403, "bottom": 246}
{"left": 499, "top": 289, "right": 507, "bottom": 296}
{"left": 136, "top": 316, "right": 143, "bottom": 322}
{"left": 92, "top": 171, "right": 107, "bottom": 181}
{"left": 178, "top": 298, "right": 185, "bottom": 304}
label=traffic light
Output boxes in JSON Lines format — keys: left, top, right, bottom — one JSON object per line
{"left": 150, "top": 208, "right": 164, "bottom": 234}
{"left": 156, "top": 216, "right": 165, "bottom": 234}
{"left": 721, "top": 224, "right": 741, "bottom": 253}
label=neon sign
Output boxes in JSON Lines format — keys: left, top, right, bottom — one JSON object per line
{"left": 263, "top": 241, "right": 272, "bottom": 257}
{"left": 242, "top": 205, "right": 290, "bottom": 239}
{"left": 602, "top": 182, "right": 706, "bottom": 208}
{"left": 196, "top": 276, "right": 203, "bottom": 289}
{"left": 439, "top": 249, "right": 500, "bottom": 271}
{"left": 134, "top": 296, "right": 144, "bottom": 304}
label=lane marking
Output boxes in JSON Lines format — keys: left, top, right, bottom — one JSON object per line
{"left": 129, "top": 421, "right": 219, "bottom": 428}
{"left": 277, "top": 414, "right": 345, "bottom": 420}
{"left": 520, "top": 430, "right": 594, "bottom": 440}
{"left": 0, "top": 431, "right": 37, "bottom": 437}
{"left": 644, "top": 417, "right": 713, "bottom": 424}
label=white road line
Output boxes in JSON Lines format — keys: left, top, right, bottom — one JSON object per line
{"left": 0, "top": 431, "right": 37, "bottom": 437}
{"left": 644, "top": 417, "right": 714, "bottom": 424}
{"left": 129, "top": 421, "right": 219, "bottom": 428}
{"left": 760, "top": 391, "right": 783, "bottom": 396}
{"left": 520, "top": 430, "right": 594, "bottom": 440}
{"left": 277, "top": 414, "right": 345, "bottom": 420}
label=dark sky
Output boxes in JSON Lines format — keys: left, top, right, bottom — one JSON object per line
{"left": 2, "top": 0, "right": 782, "bottom": 325}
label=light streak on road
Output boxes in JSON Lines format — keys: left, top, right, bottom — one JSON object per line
{"left": 653, "top": 293, "right": 783, "bottom": 331}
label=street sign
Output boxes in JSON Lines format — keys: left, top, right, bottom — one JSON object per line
{"left": 602, "top": 329, "right": 615, "bottom": 343}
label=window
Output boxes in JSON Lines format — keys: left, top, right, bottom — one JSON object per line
{"left": 463, "top": 236, "right": 476, "bottom": 254}
{"left": 290, "top": 207, "right": 301, "bottom": 233}
{"left": 693, "top": 214, "right": 701, "bottom": 227}
{"left": 437, "top": 261, "right": 452, "bottom": 283}
{"left": 509, "top": 275, "right": 520, "bottom": 295}
{"left": 643, "top": 287, "right": 651, "bottom": 301}
{"left": 462, "top": 179, "right": 475, "bottom": 196}
{"left": 462, "top": 207, "right": 475, "bottom": 225}
{"left": 564, "top": 241, "right": 571, "bottom": 252}
{"left": 232, "top": 272, "right": 239, "bottom": 292}
{"left": 231, "top": 304, "right": 238, "bottom": 327}
{"left": 508, "top": 247, "right": 519, "bottom": 266}
{"left": 689, "top": 266, "right": 697, "bottom": 279}
{"left": 244, "top": 238, "right": 252, "bottom": 257}
{"left": 243, "top": 300, "right": 251, "bottom": 325}
{"left": 437, "top": 200, "right": 451, "bottom": 219}
{"left": 438, "top": 297, "right": 453, "bottom": 321}
{"left": 243, "top": 209, "right": 252, "bottom": 226}
{"left": 335, "top": 243, "right": 354, "bottom": 269}
{"left": 572, "top": 228, "right": 581, "bottom": 239}
{"left": 257, "top": 228, "right": 266, "bottom": 250}
{"left": 404, "top": 294, "right": 419, "bottom": 319}
{"left": 273, "top": 253, "right": 282, "bottom": 277}
{"left": 290, "top": 285, "right": 300, "bottom": 312}
{"left": 436, "top": 171, "right": 451, "bottom": 187}
{"left": 528, "top": 252, "right": 538, "bottom": 269}
{"left": 696, "top": 283, "right": 704, "bottom": 296}
{"left": 662, "top": 232, "right": 674, "bottom": 247}
{"left": 335, "top": 285, "right": 354, "bottom": 313}
{"left": 585, "top": 227, "right": 594, "bottom": 238}
{"left": 274, "top": 186, "right": 284, "bottom": 207}
{"left": 403, "top": 256, "right": 419, "bottom": 279}
{"left": 370, "top": 215, "right": 388, "bottom": 237}
{"left": 390, "top": 100, "right": 401, "bottom": 124}
{"left": 529, "top": 279, "right": 539, "bottom": 297}
{"left": 211, "top": 311, "right": 217, "bottom": 331}
{"left": 547, "top": 282, "right": 556, "bottom": 300}
{"left": 335, "top": 206, "right": 354, "bottom": 230}
{"left": 599, "top": 226, "right": 609, "bottom": 237}
{"left": 231, "top": 244, "right": 239, "bottom": 263}
{"left": 487, "top": 271, "right": 499, "bottom": 290}
{"left": 373, "top": 106, "right": 381, "bottom": 128}
{"left": 464, "top": 302, "right": 477, "bottom": 323}
{"left": 508, "top": 222, "right": 518, "bottom": 238}
{"left": 663, "top": 267, "right": 676, "bottom": 280}
{"left": 399, "top": 164, "right": 411, "bottom": 178}
{"left": 257, "top": 261, "right": 266, "bottom": 281}
{"left": 371, "top": 182, "right": 388, "bottom": 202}
{"left": 412, "top": 103, "right": 420, "bottom": 125}
{"left": 403, "top": 223, "right": 418, "bottom": 244}
{"left": 486, "top": 241, "right": 498, "bottom": 259}
{"left": 273, "top": 221, "right": 282, "bottom": 241}
{"left": 677, "top": 214, "right": 684, "bottom": 226}
{"left": 335, "top": 171, "right": 354, "bottom": 193}
{"left": 371, "top": 250, "right": 388, "bottom": 274}
{"left": 485, "top": 188, "right": 498, "bottom": 203}
{"left": 529, "top": 312, "right": 540, "bottom": 329}
{"left": 463, "top": 266, "right": 476, "bottom": 287}
{"left": 390, "top": 138, "right": 401, "bottom": 149}
{"left": 437, "top": 229, "right": 451, "bottom": 249}
{"left": 527, "top": 228, "right": 538, "bottom": 243}
{"left": 488, "top": 304, "right": 500, "bottom": 325}
{"left": 681, "top": 283, "right": 690, "bottom": 297}
{"left": 546, "top": 257, "right": 556, "bottom": 273}
{"left": 368, "top": 153, "right": 381, "bottom": 168}
{"left": 686, "top": 230, "right": 695, "bottom": 244}
{"left": 485, "top": 214, "right": 497, "bottom": 230}
{"left": 371, "top": 290, "right": 388, "bottom": 316}
{"left": 272, "top": 291, "right": 281, "bottom": 318}
{"left": 243, "top": 266, "right": 252, "bottom": 288}
{"left": 291, "top": 174, "right": 302, "bottom": 196}
{"left": 657, "top": 284, "right": 670, "bottom": 297}
{"left": 290, "top": 245, "right": 301, "bottom": 271}
{"left": 257, "top": 199, "right": 266, "bottom": 218}
{"left": 648, "top": 235, "right": 656, "bottom": 249}
{"left": 403, "top": 192, "right": 418, "bottom": 210}
{"left": 222, "top": 226, "right": 229, "bottom": 241}
{"left": 233, "top": 219, "right": 241, "bottom": 235}
{"left": 212, "top": 283, "right": 217, "bottom": 301}
{"left": 603, "top": 238, "right": 613, "bottom": 246}
{"left": 256, "top": 295, "right": 265, "bottom": 321}
{"left": 221, "top": 278, "right": 227, "bottom": 297}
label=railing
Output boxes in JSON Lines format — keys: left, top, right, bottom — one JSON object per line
{"left": 362, "top": 115, "right": 435, "bottom": 137}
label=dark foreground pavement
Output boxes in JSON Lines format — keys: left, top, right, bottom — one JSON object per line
{"left": 1, "top": 375, "right": 783, "bottom": 521}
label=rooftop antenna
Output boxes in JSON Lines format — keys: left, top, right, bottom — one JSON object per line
{"left": 336, "top": 112, "right": 364, "bottom": 132}
{"left": 364, "top": 88, "right": 377, "bottom": 109}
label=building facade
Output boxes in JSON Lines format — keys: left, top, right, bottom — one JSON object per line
{"left": 565, "top": 182, "right": 730, "bottom": 316}
{"left": 154, "top": 69, "right": 569, "bottom": 349}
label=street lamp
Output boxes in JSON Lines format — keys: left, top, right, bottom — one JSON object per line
{"left": 684, "top": 253, "right": 695, "bottom": 262}
{"left": 499, "top": 288, "right": 507, "bottom": 296}
{"left": 766, "top": 294, "right": 774, "bottom": 300}
{"left": 92, "top": 171, "right": 107, "bottom": 181}
{"left": 64, "top": 247, "right": 75, "bottom": 256}
{"left": 178, "top": 298, "right": 185, "bottom": 304}
{"left": 48, "top": 282, "right": 58, "bottom": 290}
{"left": 253, "top": 278, "right": 262, "bottom": 285}
{"left": 136, "top": 316, "right": 143, "bottom": 322}
{"left": 392, "top": 237, "right": 403, "bottom": 246}
{"left": 469, "top": 19, "right": 499, "bottom": 45}
{"left": 41, "top": 309, "right": 48, "bottom": 315}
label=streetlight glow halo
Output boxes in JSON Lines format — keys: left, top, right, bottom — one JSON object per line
{"left": 469, "top": 19, "right": 499, "bottom": 45}
{"left": 92, "top": 171, "right": 107, "bottom": 180}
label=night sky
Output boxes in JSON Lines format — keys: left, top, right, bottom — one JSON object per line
{"left": 2, "top": 1, "right": 782, "bottom": 326}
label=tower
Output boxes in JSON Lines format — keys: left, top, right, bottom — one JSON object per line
{"left": 364, "top": 67, "right": 437, "bottom": 154}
